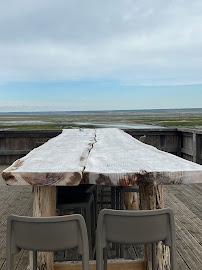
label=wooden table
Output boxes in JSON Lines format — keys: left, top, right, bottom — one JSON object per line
{"left": 2, "top": 128, "right": 202, "bottom": 270}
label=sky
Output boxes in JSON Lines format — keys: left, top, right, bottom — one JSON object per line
{"left": 0, "top": 0, "right": 202, "bottom": 112}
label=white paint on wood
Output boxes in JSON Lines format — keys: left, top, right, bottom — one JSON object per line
{"left": 2, "top": 129, "right": 96, "bottom": 185}
{"left": 85, "top": 129, "right": 202, "bottom": 185}
{"left": 2, "top": 128, "right": 202, "bottom": 186}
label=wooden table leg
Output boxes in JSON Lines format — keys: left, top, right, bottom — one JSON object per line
{"left": 124, "top": 192, "right": 139, "bottom": 210}
{"left": 139, "top": 185, "right": 170, "bottom": 270}
{"left": 29, "top": 186, "right": 57, "bottom": 270}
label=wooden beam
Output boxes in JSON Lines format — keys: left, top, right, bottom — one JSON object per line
{"left": 156, "top": 147, "right": 178, "bottom": 153}
{"left": 0, "top": 130, "right": 61, "bottom": 138}
{"left": 193, "top": 133, "right": 201, "bottom": 164}
{"left": 181, "top": 148, "right": 193, "bottom": 156}
{"left": 54, "top": 260, "right": 145, "bottom": 270}
{"left": 0, "top": 150, "right": 30, "bottom": 156}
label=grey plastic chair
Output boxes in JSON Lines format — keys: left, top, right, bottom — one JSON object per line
{"left": 96, "top": 208, "right": 177, "bottom": 270}
{"left": 115, "top": 186, "right": 139, "bottom": 257}
{"left": 6, "top": 214, "right": 90, "bottom": 270}
{"left": 57, "top": 193, "right": 95, "bottom": 259}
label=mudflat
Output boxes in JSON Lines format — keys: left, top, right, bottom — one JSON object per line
{"left": 0, "top": 108, "right": 202, "bottom": 131}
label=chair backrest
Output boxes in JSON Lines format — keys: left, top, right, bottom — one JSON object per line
{"left": 96, "top": 208, "right": 176, "bottom": 269}
{"left": 7, "top": 214, "right": 88, "bottom": 254}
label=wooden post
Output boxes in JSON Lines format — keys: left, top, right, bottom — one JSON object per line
{"left": 139, "top": 185, "right": 170, "bottom": 270}
{"left": 193, "top": 132, "right": 201, "bottom": 164}
{"left": 177, "top": 132, "right": 182, "bottom": 157}
{"left": 124, "top": 192, "right": 139, "bottom": 209}
{"left": 29, "top": 186, "right": 57, "bottom": 270}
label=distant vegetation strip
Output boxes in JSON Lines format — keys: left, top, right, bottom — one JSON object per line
{"left": 1, "top": 121, "right": 202, "bottom": 130}
{"left": 0, "top": 123, "right": 98, "bottom": 130}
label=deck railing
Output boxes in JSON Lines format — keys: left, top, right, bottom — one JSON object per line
{"left": 0, "top": 128, "right": 202, "bottom": 165}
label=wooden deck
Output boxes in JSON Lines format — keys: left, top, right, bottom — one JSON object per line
{"left": 0, "top": 165, "right": 202, "bottom": 270}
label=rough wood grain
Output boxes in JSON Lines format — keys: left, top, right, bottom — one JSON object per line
{"left": 2, "top": 128, "right": 202, "bottom": 186}
{"left": 84, "top": 129, "right": 202, "bottom": 185}
{"left": 53, "top": 260, "right": 145, "bottom": 270}
{"left": 124, "top": 192, "right": 139, "bottom": 209}
{"left": 2, "top": 129, "right": 96, "bottom": 185}
{"left": 139, "top": 185, "right": 170, "bottom": 270}
{"left": 30, "top": 186, "right": 56, "bottom": 270}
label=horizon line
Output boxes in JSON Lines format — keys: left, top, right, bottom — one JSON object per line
{"left": 0, "top": 107, "right": 202, "bottom": 114}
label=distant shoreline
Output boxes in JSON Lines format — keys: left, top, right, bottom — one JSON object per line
{"left": 0, "top": 108, "right": 202, "bottom": 114}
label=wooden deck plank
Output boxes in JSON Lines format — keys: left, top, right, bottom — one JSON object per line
{"left": 0, "top": 185, "right": 33, "bottom": 269}
{"left": 164, "top": 191, "right": 202, "bottom": 244}
{"left": 164, "top": 186, "right": 202, "bottom": 270}
{"left": 164, "top": 190, "right": 202, "bottom": 230}
{"left": 175, "top": 252, "right": 189, "bottom": 270}
{"left": 176, "top": 237, "right": 200, "bottom": 270}
{"left": 174, "top": 185, "right": 202, "bottom": 219}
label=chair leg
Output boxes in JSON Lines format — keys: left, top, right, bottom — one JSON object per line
{"left": 82, "top": 230, "right": 90, "bottom": 270}
{"left": 104, "top": 247, "right": 107, "bottom": 270}
{"left": 111, "top": 187, "right": 119, "bottom": 256}
{"left": 91, "top": 196, "right": 96, "bottom": 257}
{"left": 111, "top": 187, "right": 116, "bottom": 209}
{"left": 116, "top": 187, "right": 120, "bottom": 210}
{"left": 152, "top": 243, "right": 157, "bottom": 270}
{"left": 6, "top": 252, "right": 14, "bottom": 270}
{"left": 119, "top": 190, "right": 124, "bottom": 258}
{"left": 33, "top": 251, "right": 38, "bottom": 270}
{"left": 93, "top": 187, "right": 98, "bottom": 226}
{"left": 96, "top": 245, "right": 104, "bottom": 270}
{"left": 85, "top": 205, "right": 93, "bottom": 259}
{"left": 82, "top": 252, "right": 90, "bottom": 270}
{"left": 120, "top": 190, "right": 124, "bottom": 210}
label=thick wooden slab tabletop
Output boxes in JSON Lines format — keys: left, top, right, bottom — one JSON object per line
{"left": 2, "top": 129, "right": 96, "bottom": 185}
{"left": 84, "top": 129, "right": 202, "bottom": 185}
{"left": 2, "top": 128, "right": 202, "bottom": 185}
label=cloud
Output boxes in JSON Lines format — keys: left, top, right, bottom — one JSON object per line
{"left": 0, "top": 0, "right": 202, "bottom": 85}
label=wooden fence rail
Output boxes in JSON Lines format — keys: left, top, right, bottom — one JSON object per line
{"left": 0, "top": 128, "right": 202, "bottom": 165}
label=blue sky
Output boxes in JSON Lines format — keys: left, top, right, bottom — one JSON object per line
{"left": 1, "top": 81, "right": 201, "bottom": 111}
{"left": 0, "top": 0, "right": 202, "bottom": 112}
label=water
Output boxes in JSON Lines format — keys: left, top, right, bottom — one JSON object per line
{"left": 75, "top": 122, "right": 163, "bottom": 129}
{"left": 0, "top": 121, "right": 49, "bottom": 125}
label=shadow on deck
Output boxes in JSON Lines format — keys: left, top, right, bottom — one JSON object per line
{"left": 0, "top": 165, "right": 202, "bottom": 270}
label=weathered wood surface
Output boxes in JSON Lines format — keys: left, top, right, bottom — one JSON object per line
{"left": 2, "top": 129, "right": 202, "bottom": 186}
{"left": 53, "top": 260, "right": 145, "bottom": 270}
{"left": 1, "top": 128, "right": 202, "bottom": 165}
{"left": 29, "top": 186, "right": 56, "bottom": 270}
{"left": 139, "top": 185, "right": 170, "bottom": 270}
{"left": 85, "top": 129, "right": 202, "bottom": 185}
{"left": 2, "top": 129, "right": 96, "bottom": 185}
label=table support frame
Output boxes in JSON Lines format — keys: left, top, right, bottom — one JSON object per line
{"left": 30, "top": 185, "right": 170, "bottom": 270}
